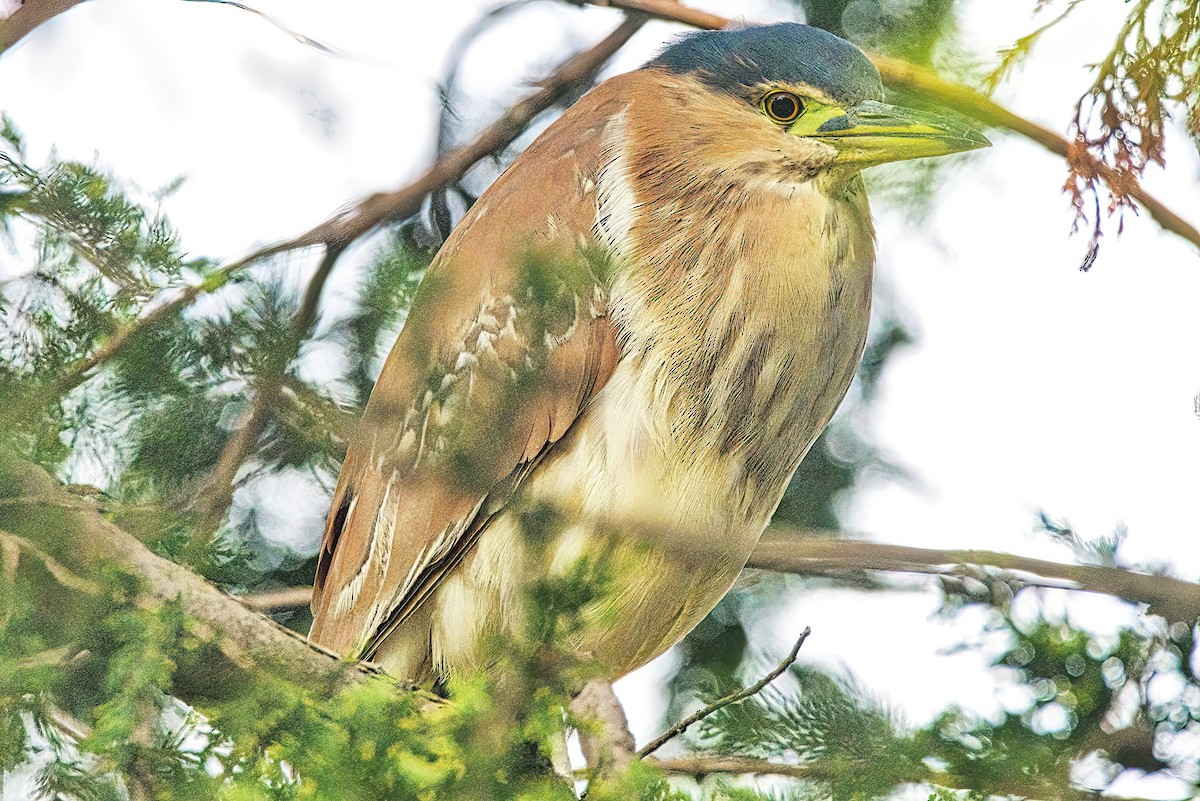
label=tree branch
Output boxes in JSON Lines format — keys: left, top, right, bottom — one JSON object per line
{"left": 649, "top": 754, "right": 828, "bottom": 782}
{"left": 0, "top": 450, "right": 398, "bottom": 701}
{"left": 649, "top": 754, "right": 1169, "bottom": 801}
{"left": 238, "top": 584, "right": 313, "bottom": 612}
{"left": 0, "top": 528, "right": 101, "bottom": 595}
{"left": 570, "top": 679, "right": 636, "bottom": 778}
{"left": 577, "top": 0, "right": 1200, "bottom": 252}
{"left": 0, "top": 0, "right": 86, "bottom": 53}
{"left": 241, "top": 530, "right": 1200, "bottom": 623}
{"left": 48, "top": 13, "right": 648, "bottom": 400}
{"left": 750, "top": 530, "right": 1200, "bottom": 622}
{"left": 637, "top": 627, "right": 810, "bottom": 758}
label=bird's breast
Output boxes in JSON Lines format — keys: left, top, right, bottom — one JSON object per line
{"left": 521, "top": 171, "right": 876, "bottom": 592}
{"left": 582, "top": 168, "right": 876, "bottom": 525}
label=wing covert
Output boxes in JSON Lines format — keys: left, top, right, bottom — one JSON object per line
{"left": 309, "top": 85, "right": 629, "bottom": 661}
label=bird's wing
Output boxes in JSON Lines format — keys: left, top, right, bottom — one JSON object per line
{"left": 308, "top": 86, "right": 627, "bottom": 661}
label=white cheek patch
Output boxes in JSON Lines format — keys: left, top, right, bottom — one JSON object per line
{"left": 594, "top": 112, "right": 638, "bottom": 262}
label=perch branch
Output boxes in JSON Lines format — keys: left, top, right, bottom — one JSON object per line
{"left": 571, "top": 679, "right": 637, "bottom": 777}
{"left": 0, "top": 451, "right": 398, "bottom": 701}
{"left": 239, "top": 584, "right": 313, "bottom": 612}
{"left": 636, "top": 626, "right": 811, "bottom": 758}
{"left": 650, "top": 755, "right": 829, "bottom": 782}
{"left": 578, "top": 0, "right": 1200, "bottom": 251}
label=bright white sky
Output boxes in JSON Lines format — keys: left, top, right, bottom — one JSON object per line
{"left": 1, "top": 0, "right": 1198, "bottom": 797}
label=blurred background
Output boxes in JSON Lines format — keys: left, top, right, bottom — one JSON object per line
{"left": 1, "top": 0, "right": 1199, "bottom": 798}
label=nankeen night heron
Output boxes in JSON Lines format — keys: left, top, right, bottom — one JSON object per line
{"left": 309, "top": 22, "right": 989, "bottom": 683}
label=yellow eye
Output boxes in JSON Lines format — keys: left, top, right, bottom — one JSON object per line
{"left": 762, "top": 91, "right": 804, "bottom": 124}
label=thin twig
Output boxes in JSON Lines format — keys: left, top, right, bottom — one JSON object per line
{"left": 649, "top": 754, "right": 1160, "bottom": 801}
{"left": 579, "top": 0, "right": 1200, "bottom": 252}
{"left": 648, "top": 755, "right": 826, "bottom": 782}
{"left": 181, "top": 0, "right": 376, "bottom": 62}
{"left": 636, "top": 626, "right": 811, "bottom": 758}
{"left": 193, "top": 242, "right": 347, "bottom": 526}
{"left": 46, "top": 703, "right": 92, "bottom": 742}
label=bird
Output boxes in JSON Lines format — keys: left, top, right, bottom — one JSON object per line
{"left": 308, "top": 22, "right": 988, "bottom": 685}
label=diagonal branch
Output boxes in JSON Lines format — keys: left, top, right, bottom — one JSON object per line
{"left": 578, "top": 0, "right": 1200, "bottom": 252}
{"left": 0, "top": 449, "right": 398, "bottom": 700}
{"left": 0, "top": 528, "right": 101, "bottom": 595}
{"left": 239, "top": 584, "right": 313, "bottom": 612}
{"left": 0, "top": 0, "right": 87, "bottom": 53}
{"left": 47, "top": 13, "right": 649, "bottom": 401}
{"left": 636, "top": 626, "right": 811, "bottom": 758}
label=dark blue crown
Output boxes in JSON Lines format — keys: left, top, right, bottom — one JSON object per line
{"left": 647, "top": 23, "right": 883, "bottom": 104}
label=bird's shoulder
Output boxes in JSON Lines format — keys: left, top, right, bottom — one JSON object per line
{"left": 308, "top": 78, "right": 635, "bottom": 659}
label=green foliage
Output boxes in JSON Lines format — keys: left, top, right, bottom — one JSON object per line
{"left": 691, "top": 578, "right": 1200, "bottom": 799}
{"left": 701, "top": 667, "right": 924, "bottom": 799}
{"left": 0, "top": 546, "right": 690, "bottom": 800}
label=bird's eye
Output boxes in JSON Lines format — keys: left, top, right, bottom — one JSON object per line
{"left": 762, "top": 91, "right": 804, "bottom": 124}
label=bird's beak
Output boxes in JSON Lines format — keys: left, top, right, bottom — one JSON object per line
{"left": 796, "top": 99, "right": 990, "bottom": 165}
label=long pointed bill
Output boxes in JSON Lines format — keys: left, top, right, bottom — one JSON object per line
{"left": 795, "top": 100, "right": 990, "bottom": 165}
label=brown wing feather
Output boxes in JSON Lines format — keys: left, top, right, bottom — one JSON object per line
{"left": 308, "top": 81, "right": 630, "bottom": 660}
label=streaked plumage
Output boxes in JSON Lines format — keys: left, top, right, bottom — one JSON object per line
{"left": 309, "top": 23, "right": 987, "bottom": 682}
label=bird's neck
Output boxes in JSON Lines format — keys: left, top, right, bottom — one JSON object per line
{"left": 594, "top": 115, "right": 876, "bottom": 513}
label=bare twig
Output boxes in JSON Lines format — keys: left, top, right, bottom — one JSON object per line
{"left": 46, "top": 703, "right": 92, "bottom": 742}
{"left": 430, "top": 0, "right": 535, "bottom": 235}
{"left": 578, "top": 0, "right": 1200, "bottom": 252}
{"left": 0, "top": 0, "right": 86, "bottom": 53}
{"left": 193, "top": 242, "right": 347, "bottom": 526}
{"left": 181, "top": 0, "right": 369, "bottom": 62}
{"left": 649, "top": 754, "right": 826, "bottom": 782}
{"left": 47, "top": 14, "right": 647, "bottom": 401}
{"left": 636, "top": 627, "right": 811, "bottom": 758}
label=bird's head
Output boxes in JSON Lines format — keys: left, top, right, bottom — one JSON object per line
{"left": 644, "top": 23, "right": 989, "bottom": 182}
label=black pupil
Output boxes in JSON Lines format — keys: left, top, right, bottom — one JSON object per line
{"left": 770, "top": 94, "right": 798, "bottom": 120}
